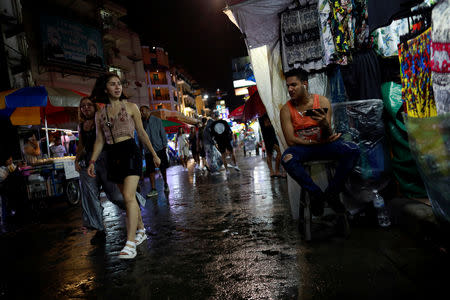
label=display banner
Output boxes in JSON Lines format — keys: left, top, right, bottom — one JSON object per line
{"left": 40, "top": 15, "right": 105, "bottom": 70}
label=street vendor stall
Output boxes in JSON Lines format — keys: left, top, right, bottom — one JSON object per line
{"left": 24, "top": 155, "right": 80, "bottom": 207}
{"left": 0, "top": 86, "right": 86, "bottom": 209}
{"left": 224, "top": 0, "right": 449, "bottom": 224}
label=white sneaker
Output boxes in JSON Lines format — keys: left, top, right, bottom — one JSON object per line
{"left": 233, "top": 165, "right": 240, "bottom": 171}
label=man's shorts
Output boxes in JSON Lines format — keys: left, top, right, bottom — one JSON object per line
{"left": 144, "top": 149, "right": 169, "bottom": 175}
{"left": 216, "top": 139, "right": 233, "bottom": 154}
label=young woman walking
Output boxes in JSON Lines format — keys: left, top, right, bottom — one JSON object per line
{"left": 175, "top": 127, "right": 189, "bottom": 170}
{"left": 87, "top": 73, "right": 160, "bottom": 259}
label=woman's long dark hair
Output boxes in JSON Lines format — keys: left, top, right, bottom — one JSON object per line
{"left": 78, "top": 97, "right": 99, "bottom": 124}
{"left": 177, "top": 127, "right": 184, "bottom": 138}
{"left": 90, "top": 72, "right": 129, "bottom": 104}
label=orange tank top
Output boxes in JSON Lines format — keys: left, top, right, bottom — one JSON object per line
{"left": 288, "top": 94, "right": 322, "bottom": 141}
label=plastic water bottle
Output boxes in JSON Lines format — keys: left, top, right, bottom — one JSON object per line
{"left": 372, "top": 190, "right": 391, "bottom": 227}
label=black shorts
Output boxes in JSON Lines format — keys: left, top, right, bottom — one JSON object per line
{"left": 145, "top": 149, "right": 169, "bottom": 175}
{"left": 265, "top": 138, "right": 279, "bottom": 155}
{"left": 104, "top": 139, "right": 142, "bottom": 184}
{"left": 216, "top": 139, "right": 233, "bottom": 153}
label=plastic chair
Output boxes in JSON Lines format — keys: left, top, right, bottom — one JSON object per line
{"left": 298, "top": 160, "right": 342, "bottom": 241}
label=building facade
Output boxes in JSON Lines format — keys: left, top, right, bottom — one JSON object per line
{"left": 6, "top": 0, "right": 148, "bottom": 105}
{"left": 142, "top": 46, "right": 178, "bottom": 111}
{"left": 0, "top": 0, "right": 32, "bottom": 90}
{"left": 174, "top": 68, "right": 197, "bottom": 119}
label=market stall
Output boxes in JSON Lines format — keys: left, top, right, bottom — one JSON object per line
{"left": 225, "top": 0, "right": 449, "bottom": 223}
{"left": 23, "top": 155, "right": 80, "bottom": 207}
{"left": 0, "top": 86, "right": 86, "bottom": 208}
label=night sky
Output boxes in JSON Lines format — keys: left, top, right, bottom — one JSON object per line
{"left": 120, "top": 0, "right": 248, "bottom": 109}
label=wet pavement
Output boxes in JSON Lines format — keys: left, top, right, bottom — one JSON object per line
{"left": 0, "top": 153, "right": 448, "bottom": 299}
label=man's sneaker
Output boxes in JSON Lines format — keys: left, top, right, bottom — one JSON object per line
{"left": 233, "top": 165, "right": 240, "bottom": 171}
{"left": 164, "top": 183, "right": 170, "bottom": 193}
{"left": 146, "top": 189, "right": 158, "bottom": 198}
{"left": 308, "top": 191, "right": 325, "bottom": 217}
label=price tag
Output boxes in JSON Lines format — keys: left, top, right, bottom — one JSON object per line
{"left": 63, "top": 160, "right": 79, "bottom": 179}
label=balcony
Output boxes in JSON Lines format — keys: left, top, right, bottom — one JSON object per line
{"left": 185, "top": 102, "right": 197, "bottom": 110}
{"left": 149, "top": 72, "right": 168, "bottom": 85}
{"left": 151, "top": 78, "right": 168, "bottom": 85}
{"left": 152, "top": 95, "right": 171, "bottom": 101}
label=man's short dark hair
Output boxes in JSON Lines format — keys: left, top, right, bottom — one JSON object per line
{"left": 140, "top": 105, "right": 150, "bottom": 110}
{"left": 202, "top": 117, "right": 207, "bottom": 124}
{"left": 284, "top": 68, "right": 309, "bottom": 82}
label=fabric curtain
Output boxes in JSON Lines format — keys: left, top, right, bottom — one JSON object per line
{"left": 431, "top": 0, "right": 450, "bottom": 115}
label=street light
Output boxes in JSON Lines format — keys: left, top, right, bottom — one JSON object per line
{"left": 203, "top": 94, "right": 209, "bottom": 99}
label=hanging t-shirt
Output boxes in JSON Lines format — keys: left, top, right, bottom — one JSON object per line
{"left": 328, "top": 0, "right": 354, "bottom": 65}
{"left": 280, "top": 0, "right": 326, "bottom": 72}
{"left": 352, "top": 0, "right": 370, "bottom": 49}
{"left": 318, "top": 0, "right": 337, "bottom": 65}
{"left": 398, "top": 27, "right": 437, "bottom": 118}
{"left": 431, "top": 0, "right": 450, "bottom": 115}
{"left": 372, "top": 19, "right": 409, "bottom": 57}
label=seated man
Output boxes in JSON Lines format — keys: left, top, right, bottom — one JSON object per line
{"left": 280, "top": 69, "right": 360, "bottom": 236}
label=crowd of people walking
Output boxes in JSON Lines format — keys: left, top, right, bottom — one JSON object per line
{"left": 1, "top": 68, "right": 361, "bottom": 259}
{"left": 73, "top": 73, "right": 247, "bottom": 259}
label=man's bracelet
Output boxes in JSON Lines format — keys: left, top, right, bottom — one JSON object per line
{"left": 89, "top": 160, "right": 96, "bottom": 165}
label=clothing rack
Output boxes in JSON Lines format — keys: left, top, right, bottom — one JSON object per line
{"left": 398, "top": 5, "right": 434, "bottom": 46}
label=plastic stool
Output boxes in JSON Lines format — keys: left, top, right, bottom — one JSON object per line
{"left": 298, "top": 160, "right": 341, "bottom": 241}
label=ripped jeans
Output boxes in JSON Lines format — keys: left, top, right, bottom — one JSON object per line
{"left": 281, "top": 140, "right": 360, "bottom": 194}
